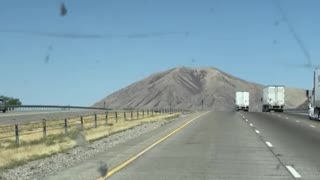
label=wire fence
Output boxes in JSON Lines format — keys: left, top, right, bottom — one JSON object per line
{"left": 0, "top": 109, "right": 184, "bottom": 146}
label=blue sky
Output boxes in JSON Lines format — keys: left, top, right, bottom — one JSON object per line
{"left": 0, "top": 0, "right": 319, "bottom": 106}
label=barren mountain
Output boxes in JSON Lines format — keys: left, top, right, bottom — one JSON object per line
{"left": 93, "top": 67, "right": 307, "bottom": 111}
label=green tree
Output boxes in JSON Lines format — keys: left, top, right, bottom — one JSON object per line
{"left": 0, "top": 96, "right": 22, "bottom": 106}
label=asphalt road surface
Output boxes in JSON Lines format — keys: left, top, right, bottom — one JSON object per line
{"left": 44, "top": 110, "right": 320, "bottom": 180}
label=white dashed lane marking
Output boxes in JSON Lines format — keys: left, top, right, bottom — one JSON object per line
{"left": 265, "top": 142, "right": 273, "bottom": 147}
{"left": 249, "top": 124, "right": 253, "bottom": 127}
{"left": 310, "top": 125, "right": 316, "bottom": 128}
{"left": 255, "top": 130, "right": 260, "bottom": 134}
{"left": 286, "top": 166, "right": 302, "bottom": 178}
{"left": 296, "top": 120, "right": 300, "bottom": 123}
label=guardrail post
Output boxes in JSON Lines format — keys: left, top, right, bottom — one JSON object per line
{"left": 152, "top": 110, "right": 154, "bottom": 116}
{"left": 131, "top": 111, "right": 133, "bottom": 120}
{"left": 143, "top": 110, "right": 144, "bottom": 118}
{"left": 80, "top": 116, "right": 84, "bottom": 130}
{"left": 106, "top": 112, "right": 108, "bottom": 125}
{"left": 115, "top": 112, "right": 118, "bottom": 123}
{"left": 15, "top": 124, "right": 19, "bottom": 145}
{"left": 147, "top": 110, "right": 149, "bottom": 117}
{"left": 137, "top": 111, "right": 139, "bottom": 119}
{"left": 94, "top": 114, "right": 97, "bottom": 128}
{"left": 43, "top": 119, "right": 47, "bottom": 140}
{"left": 64, "top": 118, "right": 68, "bottom": 135}
{"left": 124, "top": 112, "right": 126, "bottom": 121}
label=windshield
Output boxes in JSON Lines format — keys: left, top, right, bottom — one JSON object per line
{"left": 0, "top": 1, "right": 319, "bottom": 180}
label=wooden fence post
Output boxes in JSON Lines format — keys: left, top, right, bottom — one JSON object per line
{"left": 43, "top": 119, "right": 47, "bottom": 140}
{"left": 15, "top": 124, "right": 19, "bottom": 145}
{"left": 94, "top": 114, "right": 97, "bottom": 128}
{"left": 106, "top": 112, "right": 108, "bottom": 125}
{"left": 115, "top": 112, "right": 118, "bottom": 123}
{"left": 64, "top": 118, "right": 68, "bottom": 135}
{"left": 80, "top": 116, "right": 84, "bottom": 130}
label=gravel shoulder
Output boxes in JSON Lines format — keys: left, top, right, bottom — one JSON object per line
{"left": 0, "top": 112, "right": 198, "bottom": 180}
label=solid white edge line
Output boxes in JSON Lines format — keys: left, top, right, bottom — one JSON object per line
{"left": 265, "top": 142, "right": 273, "bottom": 147}
{"left": 249, "top": 124, "right": 253, "bottom": 127}
{"left": 255, "top": 130, "right": 260, "bottom": 134}
{"left": 286, "top": 165, "right": 302, "bottom": 178}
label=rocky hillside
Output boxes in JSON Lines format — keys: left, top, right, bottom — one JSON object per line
{"left": 93, "top": 67, "right": 307, "bottom": 111}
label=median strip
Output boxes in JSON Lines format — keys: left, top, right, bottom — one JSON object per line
{"left": 101, "top": 112, "right": 209, "bottom": 179}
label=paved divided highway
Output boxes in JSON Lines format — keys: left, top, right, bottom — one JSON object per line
{"left": 43, "top": 111, "right": 320, "bottom": 180}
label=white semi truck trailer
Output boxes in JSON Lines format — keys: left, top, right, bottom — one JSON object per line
{"left": 262, "top": 86, "right": 285, "bottom": 112}
{"left": 235, "top": 91, "right": 250, "bottom": 112}
{"left": 307, "top": 68, "right": 320, "bottom": 120}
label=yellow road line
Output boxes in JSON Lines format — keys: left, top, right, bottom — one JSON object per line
{"left": 99, "top": 112, "right": 209, "bottom": 179}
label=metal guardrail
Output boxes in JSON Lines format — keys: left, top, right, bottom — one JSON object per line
{"left": 5, "top": 105, "right": 112, "bottom": 111}
{"left": 4, "top": 105, "right": 190, "bottom": 113}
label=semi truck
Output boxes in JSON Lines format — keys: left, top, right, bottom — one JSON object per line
{"left": 235, "top": 91, "right": 250, "bottom": 112}
{"left": 0, "top": 98, "right": 7, "bottom": 113}
{"left": 262, "top": 86, "right": 285, "bottom": 112}
{"left": 307, "top": 68, "right": 320, "bottom": 120}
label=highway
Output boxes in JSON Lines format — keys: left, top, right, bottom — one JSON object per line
{"left": 41, "top": 111, "right": 320, "bottom": 180}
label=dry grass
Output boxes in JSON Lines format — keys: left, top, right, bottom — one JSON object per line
{"left": 0, "top": 140, "right": 76, "bottom": 169}
{"left": 0, "top": 112, "right": 179, "bottom": 169}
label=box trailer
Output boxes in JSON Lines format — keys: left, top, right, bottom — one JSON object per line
{"left": 235, "top": 91, "right": 250, "bottom": 112}
{"left": 262, "top": 86, "right": 285, "bottom": 112}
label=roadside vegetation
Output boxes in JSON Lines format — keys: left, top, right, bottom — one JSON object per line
{"left": 0, "top": 112, "right": 180, "bottom": 170}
